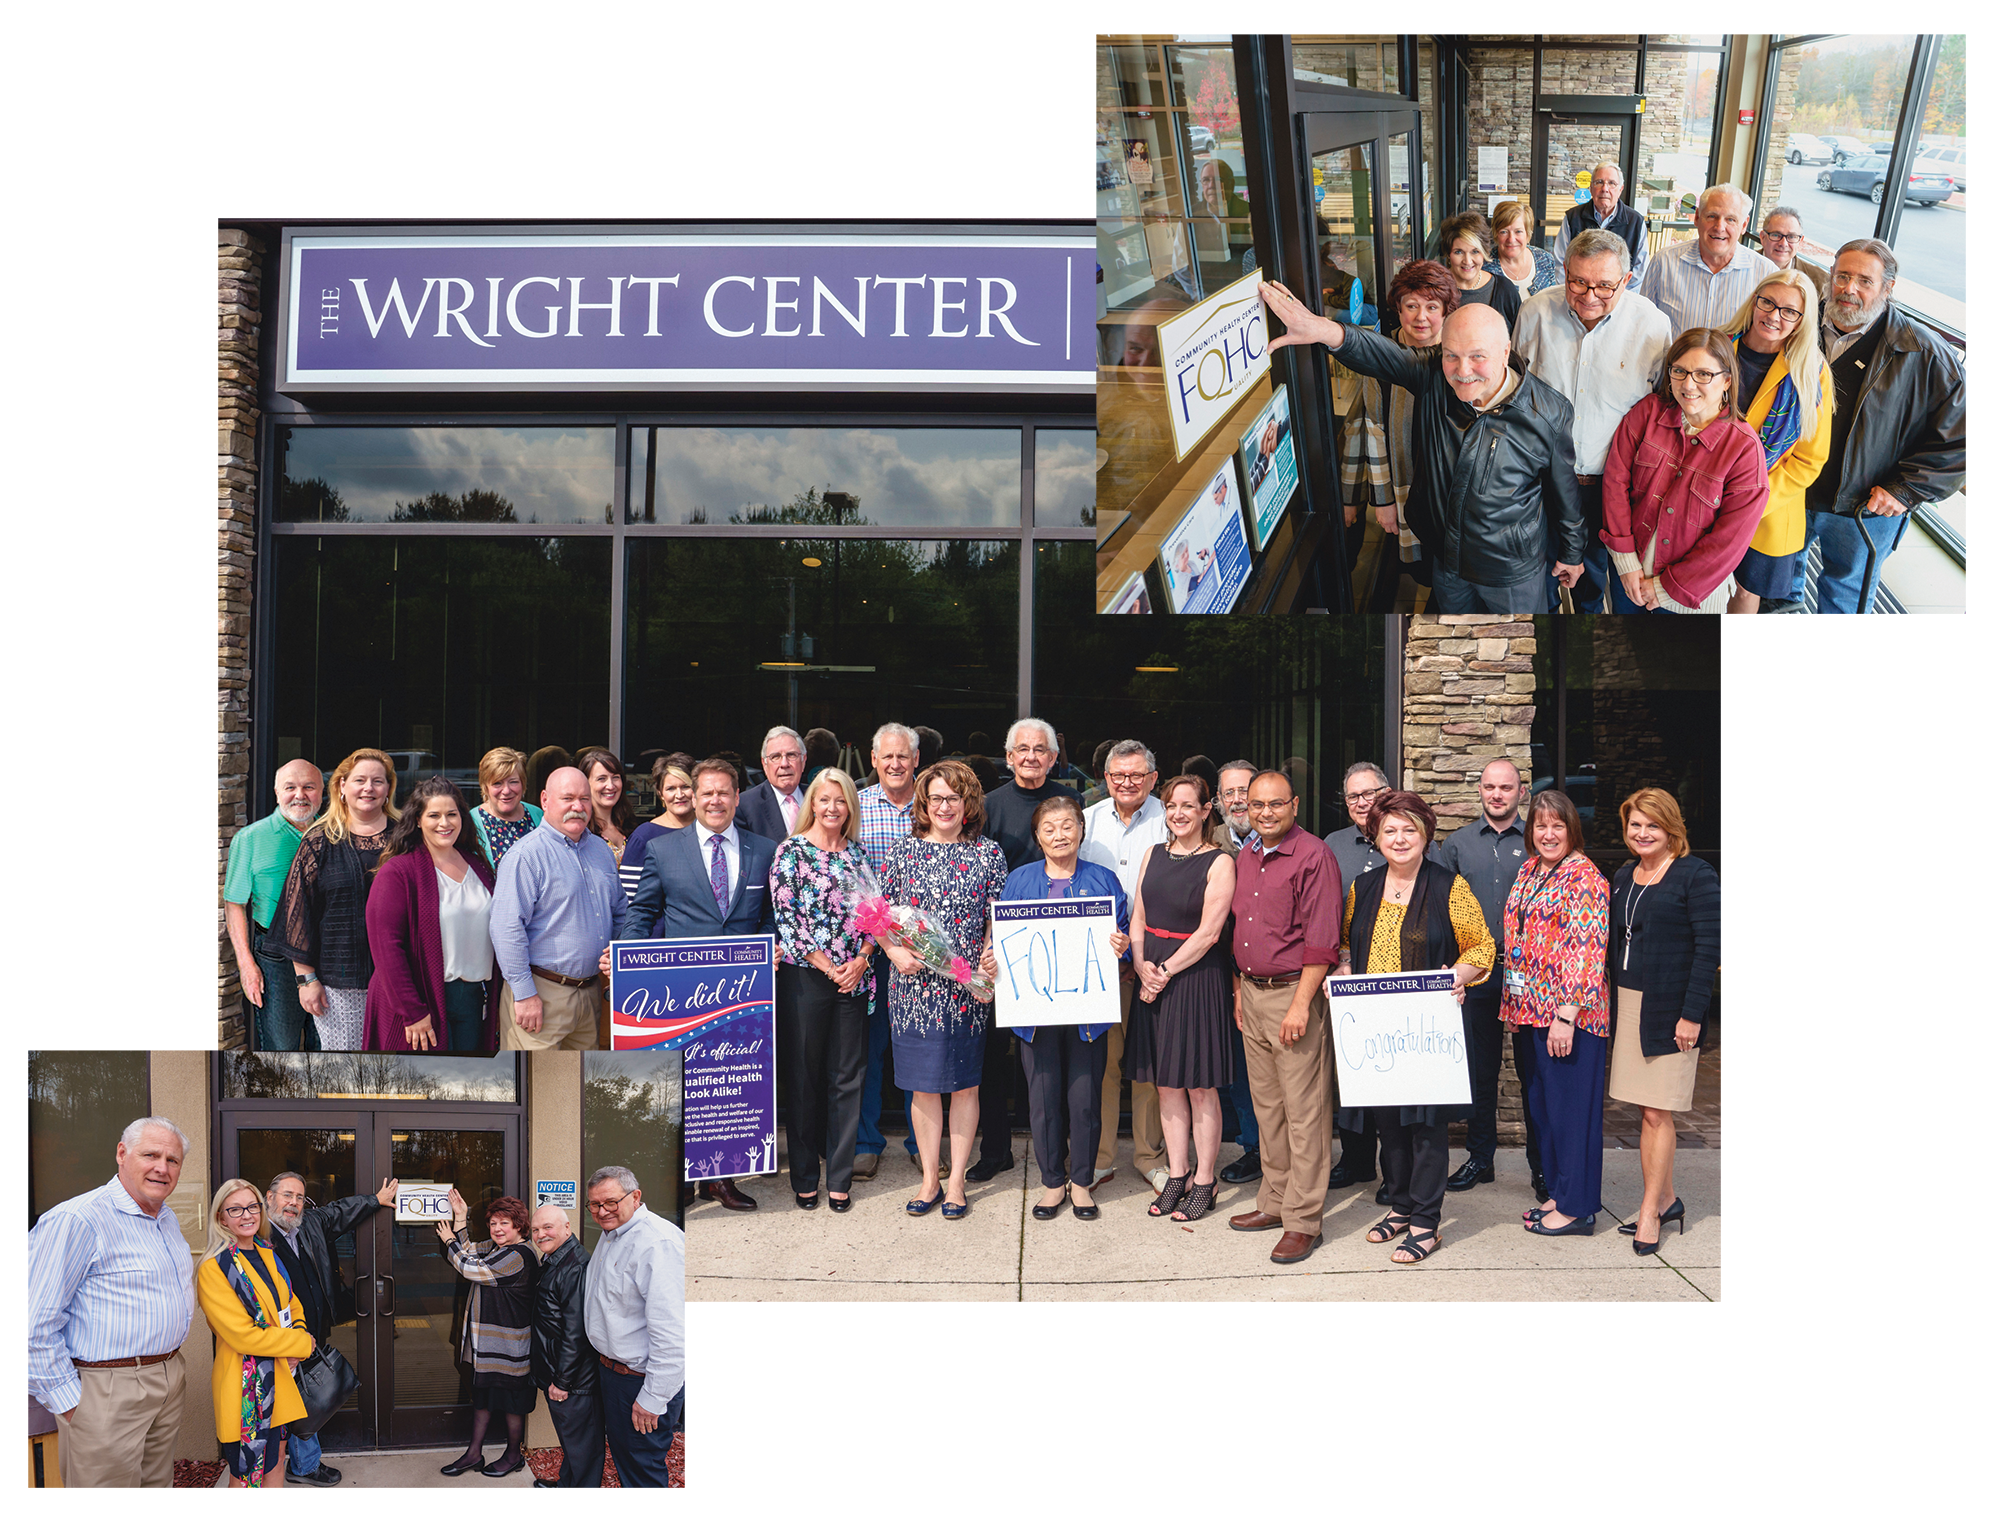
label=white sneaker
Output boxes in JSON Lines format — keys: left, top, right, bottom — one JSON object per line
{"left": 1092, "top": 1166, "right": 1116, "bottom": 1188}
{"left": 1146, "top": 1167, "right": 1170, "bottom": 1196}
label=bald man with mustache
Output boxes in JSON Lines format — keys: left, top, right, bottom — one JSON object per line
{"left": 489, "top": 765, "right": 627, "bottom": 1049}
{"left": 1260, "top": 282, "right": 1585, "bottom": 612}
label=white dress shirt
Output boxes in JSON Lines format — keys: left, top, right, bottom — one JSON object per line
{"left": 695, "top": 821, "right": 741, "bottom": 901}
{"left": 583, "top": 1203, "right": 685, "bottom": 1414}
{"left": 1079, "top": 795, "right": 1169, "bottom": 899}
{"left": 437, "top": 866, "right": 495, "bottom": 981}
{"left": 1514, "top": 285, "right": 1673, "bottom": 474}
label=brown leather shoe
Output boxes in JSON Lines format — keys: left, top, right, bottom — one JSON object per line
{"left": 1269, "top": 1230, "right": 1321, "bottom": 1265}
{"left": 1228, "top": 1208, "right": 1284, "bottom": 1232}
{"left": 699, "top": 1178, "right": 759, "bottom": 1211}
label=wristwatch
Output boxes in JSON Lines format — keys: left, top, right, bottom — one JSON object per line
{"left": 295, "top": 970, "right": 320, "bottom": 987}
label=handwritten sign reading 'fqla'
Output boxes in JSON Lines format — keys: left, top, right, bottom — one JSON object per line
{"left": 990, "top": 897, "right": 1121, "bottom": 1029}
{"left": 1324, "top": 970, "right": 1471, "bottom": 1108}
{"left": 1155, "top": 266, "right": 1271, "bottom": 462}
{"left": 394, "top": 1183, "right": 454, "bottom": 1223}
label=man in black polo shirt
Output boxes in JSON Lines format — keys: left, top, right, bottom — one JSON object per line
{"left": 1435, "top": 759, "right": 1545, "bottom": 1200}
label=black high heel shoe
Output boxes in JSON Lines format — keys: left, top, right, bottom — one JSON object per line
{"left": 1617, "top": 1197, "right": 1685, "bottom": 1236}
{"left": 1149, "top": 1171, "right": 1193, "bottom": 1218}
{"left": 1172, "top": 1178, "right": 1217, "bottom": 1222}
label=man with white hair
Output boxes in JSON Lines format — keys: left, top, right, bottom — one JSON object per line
{"left": 736, "top": 726, "right": 808, "bottom": 842}
{"left": 1639, "top": 182, "right": 1776, "bottom": 336}
{"left": 854, "top": 722, "right": 923, "bottom": 1177}
{"left": 530, "top": 1203, "right": 601, "bottom": 1488}
{"left": 1552, "top": 160, "right": 1649, "bottom": 286}
{"left": 28, "top": 1117, "right": 196, "bottom": 1487}
{"left": 223, "top": 757, "right": 324, "bottom": 1050}
{"left": 583, "top": 1165, "right": 684, "bottom": 1487}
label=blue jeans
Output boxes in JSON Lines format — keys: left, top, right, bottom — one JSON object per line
{"left": 253, "top": 928, "right": 320, "bottom": 1052}
{"left": 600, "top": 1366, "right": 681, "bottom": 1487}
{"left": 287, "top": 1425, "right": 322, "bottom": 1476}
{"left": 1431, "top": 561, "right": 1548, "bottom": 613}
{"left": 443, "top": 978, "right": 487, "bottom": 1052}
{"left": 856, "top": 958, "right": 916, "bottom": 1156}
{"left": 1794, "top": 506, "right": 1909, "bottom": 613}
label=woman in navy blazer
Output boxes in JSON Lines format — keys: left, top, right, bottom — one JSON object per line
{"left": 364, "top": 777, "right": 501, "bottom": 1052}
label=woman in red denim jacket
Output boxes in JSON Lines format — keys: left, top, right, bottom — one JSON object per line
{"left": 1602, "top": 328, "right": 1770, "bottom": 613}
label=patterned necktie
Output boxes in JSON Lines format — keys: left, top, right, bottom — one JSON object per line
{"left": 709, "top": 834, "right": 729, "bottom": 914}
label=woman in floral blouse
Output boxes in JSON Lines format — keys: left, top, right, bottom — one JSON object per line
{"left": 771, "top": 767, "right": 877, "bottom": 1212}
{"left": 1501, "top": 789, "right": 1610, "bottom": 1238}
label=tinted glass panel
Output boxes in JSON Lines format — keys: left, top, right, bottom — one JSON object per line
{"left": 219, "top": 1054, "right": 521, "bottom": 1103}
{"left": 236, "top": 1126, "right": 363, "bottom": 1415}
{"left": 584, "top": 1051, "right": 685, "bottom": 1238}
{"left": 29, "top": 1051, "right": 151, "bottom": 1226}
{"left": 1033, "top": 429, "right": 1096, "bottom": 527}
{"left": 276, "top": 427, "right": 614, "bottom": 524}
{"left": 388, "top": 1128, "right": 507, "bottom": 1412}
{"left": 1892, "top": 35, "right": 1966, "bottom": 324}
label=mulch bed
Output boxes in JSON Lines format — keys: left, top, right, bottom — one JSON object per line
{"left": 174, "top": 1437, "right": 683, "bottom": 1488}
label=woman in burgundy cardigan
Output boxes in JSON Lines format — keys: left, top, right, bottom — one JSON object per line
{"left": 1602, "top": 328, "right": 1770, "bottom": 614}
{"left": 364, "top": 777, "right": 501, "bottom": 1053}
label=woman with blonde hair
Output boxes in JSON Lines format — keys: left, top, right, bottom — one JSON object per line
{"left": 195, "top": 1179, "right": 314, "bottom": 1487}
{"left": 1607, "top": 788, "right": 1718, "bottom": 1254}
{"left": 1721, "top": 267, "right": 1835, "bottom": 612}
{"left": 269, "top": 747, "right": 401, "bottom": 1050}
{"left": 1489, "top": 199, "right": 1563, "bottom": 301}
{"left": 470, "top": 746, "right": 543, "bottom": 866}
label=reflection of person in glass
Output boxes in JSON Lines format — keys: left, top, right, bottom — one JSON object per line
{"left": 436, "top": 1189, "right": 537, "bottom": 1479}
{"left": 1125, "top": 139, "right": 1154, "bottom": 186}
{"left": 195, "top": 1179, "right": 314, "bottom": 1488}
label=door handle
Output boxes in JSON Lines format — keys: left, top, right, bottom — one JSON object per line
{"left": 378, "top": 1274, "right": 397, "bottom": 1316}
{"left": 354, "top": 1274, "right": 371, "bottom": 1318}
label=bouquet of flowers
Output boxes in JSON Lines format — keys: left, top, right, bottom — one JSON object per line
{"left": 847, "top": 864, "right": 995, "bottom": 1002}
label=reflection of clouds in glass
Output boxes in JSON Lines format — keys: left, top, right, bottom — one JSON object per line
{"left": 650, "top": 428, "right": 1018, "bottom": 527}
{"left": 1034, "top": 430, "right": 1097, "bottom": 526}
{"left": 284, "top": 428, "right": 612, "bottom": 523}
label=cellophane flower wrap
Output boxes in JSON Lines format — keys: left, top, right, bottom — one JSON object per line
{"left": 844, "top": 858, "right": 996, "bottom": 1002}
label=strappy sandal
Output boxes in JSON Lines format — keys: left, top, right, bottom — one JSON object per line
{"left": 1392, "top": 1227, "right": 1441, "bottom": 1264}
{"left": 1148, "top": 1171, "right": 1193, "bottom": 1218}
{"left": 1171, "top": 1178, "right": 1217, "bottom": 1223}
{"left": 1366, "top": 1212, "right": 1411, "bottom": 1244}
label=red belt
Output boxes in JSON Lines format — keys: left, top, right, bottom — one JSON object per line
{"left": 74, "top": 1351, "right": 178, "bottom": 1369}
{"left": 1148, "top": 926, "right": 1194, "bottom": 940}
{"left": 598, "top": 1353, "right": 640, "bottom": 1377}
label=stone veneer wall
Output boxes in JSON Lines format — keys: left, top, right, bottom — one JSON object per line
{"left": 218, "top": 228, "right": 264, "bottom": 1049}
{"left": 1402, "top": 612, "right": 1537, "bottom": 1146}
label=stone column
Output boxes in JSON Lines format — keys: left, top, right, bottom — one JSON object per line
{"left": 1402, "top": 613, "right": 1537, "bottom": 1146}
{"left": 218, "top": 228, "right": 264, "bottom": 1049}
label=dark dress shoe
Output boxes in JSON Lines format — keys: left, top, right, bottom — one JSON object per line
{"left": 794, "top": 1188, "right": 820, "bottom": 1209}
{"left": 482, "top": 1453, "right": 526, "bottom": 1478}
{"left": 1228, "top": 1208, "right": 1284, "bottom": 1232}
{"left": 1219, "top": 1147, "right": 1262, "bottom": 1185}
{"left": 285, "top": 1466, "right": 341, "bottom": 1486}
{"left": 966, "top": 1154, "right": 1015, "bottom": 1183}
{"left": 700, "top": 1178, "right": 758, "bottom": 1211}
{"left": 1269, "top": 1229, "right": 1322, "bottom": 1265}
{"left": 1445, "top": 1158, "right": 1496, "bottom": 1192}
{"left": 828, "top": 1193, "right": 853, "bottom": 1212}
{"left": 1327, "top": 1160, "right": 1376, "bottom": 1190}
{"left": 440, "top": 1455, "right": 485, "bottom": 1476}
{"left": 534, "top": 1478, "right": 559, "bottom": 1488}
{"left": 1375, "top": 1182, "right": 1392, "bottom": 1205}
{"left": 1531, "top": 1170, "right": 1551, "bottom": 1204}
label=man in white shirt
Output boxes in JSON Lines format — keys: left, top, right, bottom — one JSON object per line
{"left": 1516, "top": 228, "right": 1673, "bottom": 611}
{"left": 1638, "top": 182, "right": 1776, "bottom": 336}
{"left": 1079, "top": 739, "right": 1171, "bottom": 1191}
{"left": 582, "top": 1165, "right": 684, "bottom": 1487}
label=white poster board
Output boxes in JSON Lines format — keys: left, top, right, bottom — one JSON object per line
{"left": 1476, "top": 145, "right": 1509, "bottom": 193}
{"left": 1235, "top": 382, "right": 1298, "bottom": 551}
{"left": 1154, "top": 266, "right": 1271, "bottom": 461}
{"left": 1325, "top": 969, "right": 1471, "bottom": 1107}
{"left": 394, "top": 1182, "right": 454, "bottom": 1224}
{"left": 990, "top": 897, "right": 1122, "bottom": 1029}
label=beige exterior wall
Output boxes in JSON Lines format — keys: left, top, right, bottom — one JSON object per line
{"left": 151, "top": 1052, "right": 219, "bottom": 1460}
{"left": 524, "top": 1053, "right": 584, "bottom": 1449}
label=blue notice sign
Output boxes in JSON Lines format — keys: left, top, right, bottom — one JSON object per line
{"left": 536, "top": 1179, "right": 577, "bottom": 1212}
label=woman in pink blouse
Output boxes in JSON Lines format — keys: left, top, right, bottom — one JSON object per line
{"left": 1501, "top": 789, "right": 1610, "bottom": 1236}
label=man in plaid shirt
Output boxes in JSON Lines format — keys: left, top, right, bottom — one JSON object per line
{"left": 853, "top": 723, "right": 921, "bottom": 1176}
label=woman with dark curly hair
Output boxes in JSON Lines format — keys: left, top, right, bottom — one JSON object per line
{"left": 435, "top": 1189, "right": 537, "bottom": 1478}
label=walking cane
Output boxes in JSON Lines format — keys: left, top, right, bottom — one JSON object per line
{"left": 1848, "top": 502, "right": 1880, "bottom": 614}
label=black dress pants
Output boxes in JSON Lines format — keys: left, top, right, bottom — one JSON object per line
{"left": 1377, "top": 1112, "right": 1450, "bottom": 1232}
{"left": 1020, "top": 1027, "right": 1109, "bottom": 1188}
{"left": 977, "top": 1026, "right": 1020, "bottom": 1165}
{"left": 545, "top": 1378, "right": 605, "bottom": 1487}
{"left": 1463, "top": 983, "right": 1506, "bottom": 1168}
{"left": 776, "top": 962, "right": 869, "bottom": 1193}
{"left": 1335, "top": 1109, "right": 1379, "bottom": 1177}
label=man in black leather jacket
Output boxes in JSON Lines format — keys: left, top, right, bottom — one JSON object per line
{"left": 529, "top": 1204, "right": 602, "bottom": 1487}
{"left": 1260, "top": 285, "right": 1586, "bottom": 611}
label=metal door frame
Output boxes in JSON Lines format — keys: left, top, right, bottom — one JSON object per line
{"left": 1531, "top": 100, "right": 1640, "bottom": 246}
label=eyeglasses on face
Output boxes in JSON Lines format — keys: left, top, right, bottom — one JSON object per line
{"left": 1753, "top": 294, "right": 1803, "bottom": 323}
{"left": 1565, "top": 276, "right": 1622, "bottom": 298}
{"left": 221, "top": 1204, "right": 262, "bottom": 1219}
{"left": 1246, "top": 799, "right": 1293, "bottom": 813}
{"left": 1344, "top": 785, "right": 1386, "bottom": 804}
{"left": 1669, "top": 365, "right": 1724, "bottom": 385}
{"left": 586, "top": 1193, "right": 634, "bottom": 1214}
{"left": 924, "top": 792, "right": 962, "bottom": 807}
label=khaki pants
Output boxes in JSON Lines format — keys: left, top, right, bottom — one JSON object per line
{"left": 500, "top": 974, "right": 601, "bottom": 1050}
{"left": 58, "top": 1352, "right": 186, "bottom": 1488}
{"left": 1240, "top": 977, "right": 1332, "bottom": 1235}
{"left": 1095, "top": 976, "right": 1164, "bottom": 1173}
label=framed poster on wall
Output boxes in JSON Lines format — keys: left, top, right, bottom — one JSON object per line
{"left": 1157, "top": 460, "right": 1252, "bottom": 614}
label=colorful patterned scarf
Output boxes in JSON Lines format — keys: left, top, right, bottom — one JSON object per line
{"left": 219, "top": 1246, "right": 289, "bottom": 1485}
{"left": 1736, "top": 335, "right": 1805, "bottom": 470}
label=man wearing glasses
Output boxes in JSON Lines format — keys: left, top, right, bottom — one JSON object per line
{"left": 1516, "top": 229, "right": 1673, "bottom": 612}
{"left": 1552, "top": 160, "right": 1649, "bottom": 288}
{"left": 1079, "top": 740, "right": 1171, "bottom": 1192}
{"left": 1757, "top": 207, "right": 1827, "bottom": 305}
{"left": 582, "top": 1166, "right": 684, "bottom": 1486}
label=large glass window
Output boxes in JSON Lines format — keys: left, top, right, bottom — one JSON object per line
{"left": 277, "top": 427, "right": 614, "bottom": 524}
{"left": 268, "top": 536, "right": 612, "bottom": 797}
{"left": 1034, "top": 428, "right": 1097, "bottom": 527}
{"left": 1890, "top": 37, "right": 1966, "bottom": 327}
{"left": 29, "top": 1051, "right": 151, "bottom": 1227}
{"left": 1635, "top": 45, "right": 1723, "bottom": 227}
{"left": 1294, "top": 36, "right": 1400, "bottom": 95}
{"left": 584, "top": 1050, "right": 684, "bottom": 1238}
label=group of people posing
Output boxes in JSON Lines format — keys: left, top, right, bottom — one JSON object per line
{"left": 1268, "top": 170, "right": 1964, "bottom": 614}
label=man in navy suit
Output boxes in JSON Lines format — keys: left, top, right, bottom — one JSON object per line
{"left": 617, "top": 756, "right": 776, "bottom": 1210}
{"left": 734, "top": 726, "right": 808, "bottom": 843}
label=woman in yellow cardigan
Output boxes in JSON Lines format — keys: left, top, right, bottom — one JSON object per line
{"left": 195, "top": 1179, "right": 315, "bottom": 1487}
{"left": 1723, "top": 267, "right": 1834, "bottom": 612}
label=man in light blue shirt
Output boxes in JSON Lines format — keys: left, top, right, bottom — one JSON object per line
{"left": 27, "top": 1117, "right": 196, "bottom": 1487}
{"left": 583, "top": 1165, "right": 685, "bottom": 1487}
{"left": 1638, "top": 183, "right": 1776, "bottom": 337}
{"left": 492, "top": 766, "right": 626, "bottom": 1050}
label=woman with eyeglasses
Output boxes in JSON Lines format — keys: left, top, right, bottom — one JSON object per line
{"left": 1607, "top": 789, "right": 1717, "bottom": 1255}
{"left": 1720, "top": 269, "right": 1835, "bottom": 612}
{"left": 880, "top": 760, "right": 1009, "bottom": 1220}
{"left": 195, "top": 1180, "right": 315, "bottom": 1487}
{"left": 1602, "top": 328, "right": 1770, "bottom": 613}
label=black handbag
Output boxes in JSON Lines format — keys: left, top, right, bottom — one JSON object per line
{"left": 292, "top": 1341, "right": 360, "bottom": 1433}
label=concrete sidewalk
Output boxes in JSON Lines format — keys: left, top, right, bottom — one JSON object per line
{"left": 209, "top": 1448, "right": 537, "bottom": 1488}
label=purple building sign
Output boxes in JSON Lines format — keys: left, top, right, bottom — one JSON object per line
{"left": 281, "top": 230, "right": 1093, "bottom": 393}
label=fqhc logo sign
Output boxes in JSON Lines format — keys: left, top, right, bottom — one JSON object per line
{"left": 1155, "top": 268, "right": 1272, "bottom": 462}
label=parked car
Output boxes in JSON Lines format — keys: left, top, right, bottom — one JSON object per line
{"left": 1185, "top": 120, "right": 1217, "bottom": 155}
{"left": 1817, "top": 154, "right": 1954, "bottom": 207}
{"left": 1824, "top": 135, "right": 1868, "bottom": 164}
{"left": 1917, "top": 147, "right": 1967, "bottom": 192}
{"left": 1786, "top": 133, "right": 1832, "bottom": 165}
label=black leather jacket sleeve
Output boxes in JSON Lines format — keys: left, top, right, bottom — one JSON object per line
{"left": 531, "top": 1241, "right": 594, "bottom": 1391}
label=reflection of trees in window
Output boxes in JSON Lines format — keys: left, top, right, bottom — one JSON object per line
{"left": 1924, "top": 36, "right": 1965, "bottom": 137}
{"left": 584, "top": 1050, "right": 684, "bottom": 1238}
{"left": 219, "top": 1053, "right": 518, "bottom": 1102}
{"left": 29, "top": 1051, "right": 151, "bottom": 1225}
{"left": 283, "top": 474, "right": 349, "bottom": 522}
{"left": 729, "top": 486, "right": 872, "bottom": 527}
{"left": 392, "top": 488, "right": 519, "bottom": 523}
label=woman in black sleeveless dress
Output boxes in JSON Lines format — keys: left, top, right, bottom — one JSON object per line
{"left": 1127, "top": 774, "right": 1238, "bottom": 1222}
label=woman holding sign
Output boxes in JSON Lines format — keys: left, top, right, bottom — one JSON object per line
{"left": 1334, "top": 791, "right": 1494, "bottom": 1264}
{"left": 1128, "top": 775, "right": 1238, "bottom": 1224}
{"left": 771, "top": 767, "right": 876, "bottom": 1213}
{"left": 980, "top": 794, "right": 1130, "bottom": 1222}
{"left": 1500, "top": 790, "right": 1610, "bottom": 1238}
{"left": 882, "top": 760, "right": 1009, "bottom": 1221}
{"left": 435, "top": 1189, "right": 537, "bottom": 1478}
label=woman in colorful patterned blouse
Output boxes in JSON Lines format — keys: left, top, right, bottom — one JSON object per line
{"left": 469, "top": 746, "right": 544, "bottom": 866}
{"left": 771, "top": 766, "right": 877, "bottom": 1212}
{"left": 1501, "top": 789, "right": 1610, "bottom": 1238}
{"left": 1335, "top": 790, "right": 1495, "bottom": 1264}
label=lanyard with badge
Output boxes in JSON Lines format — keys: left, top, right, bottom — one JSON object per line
{"left": 1505, "top": 861, "right": 1561, "bottom": 994}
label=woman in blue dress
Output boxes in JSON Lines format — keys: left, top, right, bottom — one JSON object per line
{"left": 881, "top": 760, "right": 1009, "bottom": 1220}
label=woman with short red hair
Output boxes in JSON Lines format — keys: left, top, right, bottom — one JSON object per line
{"left": 434, "top": 1189, "right": 537, "bottom": 1477}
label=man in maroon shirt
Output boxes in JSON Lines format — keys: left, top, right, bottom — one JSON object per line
{"left": 1227, "top": 769, "right": 1342, "bottom": 1263}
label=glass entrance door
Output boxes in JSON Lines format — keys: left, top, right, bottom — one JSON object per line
{"left": 1535, "top": 114, "right": 1638, "bottom": 248}
{"left": 222, "top": 1109, "right": 521, "bottom": 1450}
